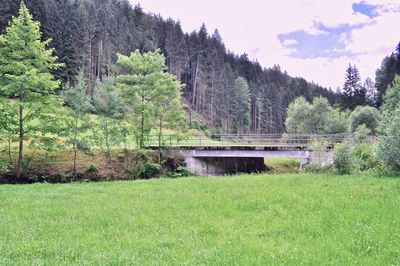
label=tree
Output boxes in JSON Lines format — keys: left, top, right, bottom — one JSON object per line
{"left": 377, "top": 75, "right": 400, "bottom": 172}
{"left": 381, "top": 75, "right": 400, "bottom": 118}
{"left": 117, "top": 49, "right": 182, "bottom": 149}
{"left": 0, "top": 3, "right": 62, "bottom": 179}
{"left": 309, "top": 97, "right": 332, "bottom": 133}
{"left": 341, "top": 64, "right": 366, "bottom": 109}
{"left": 0, "top": 0, "right": 342, "bottom": 136}
{"left": 375, "top": 54, "right": 398, "bottom": 107}
{"left": 325, "top": 108, "right": 349, "bottom": 134}
{"left": 62, "top": 72, "right": 93, "bottom": 176}
{"left": 285, "top": 96, "right": 340, "bottom": 134}
{"left": 285, "top": 97, "right": 313, "bottom": 134}
{"left": 348, "top": 106, "right": 380, "bottom": 134}
{"left": 93, "top": 76, "right": 124, "bottom": 171}
{"left": 231, "top": 77, "right": 251, "bottom": 134}
{"left": 364, "top": 77, "right": 377, "bottom": 106}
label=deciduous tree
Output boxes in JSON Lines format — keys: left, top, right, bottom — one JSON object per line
{"left": 0, "top": 3, "right": 62, "bottom": 179}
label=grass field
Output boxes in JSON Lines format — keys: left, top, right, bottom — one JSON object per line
{"left": 1, "top": 174, "right": 400, "bottom": 265}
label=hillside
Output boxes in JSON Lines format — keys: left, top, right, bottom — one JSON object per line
{"left": 0, "top": 0, "right": 339, "bottom": 133}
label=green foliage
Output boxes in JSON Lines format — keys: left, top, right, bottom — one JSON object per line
{"left": 286, "top": 96, "right": 345, "bottom": 134}
{"left": 231, "top": 77, "right": 251, "bottom": 134}
{"left": 61, "top": 72, "right": 93, "bottom": 175}
{"left": 117, "top": 49, "right": 185, "bottom": 149}
{"left": 285, "top": 97, "right": 313, "bottom": 133}
{"left": 0, "top": 3, "right": 62, "bottom": 96}
{"left": 93, "top": 76, "right": 125, "bottom": 170}
{"left": 325, "top": 108, "right": 349, "bottom": 134}
{"left": 0, "top": 3, "right": 62, "bottom": 178}
{"left": 375, "top": 53, "right": 400, "bottom": 107}
{"left": 131, "top": 162, "right": 161, "bottom": 180}
{"left": 351, "top": 144, "right": 379, "bottom": 173}
{"left": 341, "top": 64, "right": 366, "bottom": 109}
{"left": 377, "top": 108, "right": 400, "bottom": 172}
{"left": 377, "top": 76, "right": 400, "bottom": 173}
{"left": 0, "top": 157, "right": 8, "bottom": 173}
{"left": 354, "top": 124, "right": 371, "bottom": 143}
{"left": 311, "top": 140, "right": 330, "bottom": 169}
{"left": 333, "top": 143, "right": 352, "bottom": 175}
{"left": 381, "top": 75, "right": 400, "bottom": 118}
{"left": 86, "top": 164, "right": 98, "bottom": 175}
{"left": 348, "top": 106, "right": 380, "bottom": 133}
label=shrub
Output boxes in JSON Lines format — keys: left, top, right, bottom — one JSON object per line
{"left": 333, "top": 143, "right": 352, "bottom": 174}
{"left": 377, "top": 108, "right": 400, "bottom": 173}
{"left": 85, "top": 164, "right": 99, "bottom": 181}
{"left": 303, "top": 163, "right": 323, "bottom": 173}
{"left": 311, "top": 140, "right": 330, "bottom": 168}
{"left": 0, "top": 158, "right": 8, "bottom": 173}
{"left": 131, "top": 162, "right": 161, "bottom": 179}
{"left": 351, "top": 143, "right": 379, "bottom": 172}
{"left": 354, "top": 124, "right": 371, "bottom": 143}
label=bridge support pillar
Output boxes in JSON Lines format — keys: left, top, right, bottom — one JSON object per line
{"left": 184, "top": 157, "right": 267, "bottom": 176}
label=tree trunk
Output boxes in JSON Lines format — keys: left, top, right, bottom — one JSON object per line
{"left": 105, "top": 119, "right": 113, "bottom": 173}
{"left": 157, "top": 116, "right": 163, "bottom": 165}
{"left": 141, "top": 94, "right": 145, "bottom": 149}
{"left": 192, "top": 55, "right": 200, "bottom": 110}
{"left": 73, "top": 119, "right": 78, "bottom": 177}
{"left": 8, "top": 139, "right": 12, "bottom": 165}
{"left": 16, "top": 103, "right": 23, "bottom": 179}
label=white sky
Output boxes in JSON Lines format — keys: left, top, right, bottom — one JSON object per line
{"left": 132, "top": 0, "right": 400, "bottom": 89}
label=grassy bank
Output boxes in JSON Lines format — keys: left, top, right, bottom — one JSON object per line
{"left": 0, "top": 174, "right": 399, "bottom": 264}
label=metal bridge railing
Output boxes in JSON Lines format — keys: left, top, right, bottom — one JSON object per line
{"left": 144, "top": 133, "right": 359, "bottom": 148}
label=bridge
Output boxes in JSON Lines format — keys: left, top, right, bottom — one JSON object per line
{"left": 147, "top": 134, "right": 353, "bottom": 176}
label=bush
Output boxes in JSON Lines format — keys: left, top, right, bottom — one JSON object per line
{"left": 349, "top": 106, "right": 380, "bottom": 133}
{"left": 354, "top": 124, "right": 371, "bottom": 143}
{"left": 333, "top": 143, "right": 352, "bottom": 174}
{"left": 131, "top": 162, "right": 161, "bottom": 180}
{"left": 85, "top": 164, "right": 99, "bottom": 180}
{"left": 0, "top": 158, "right": 8, "bottom": 173}
{"left": 377, "top": 108, "right": 400, "bottom": 172}
{"left": 351, "top": 143, "right": 379, "bottom": 173}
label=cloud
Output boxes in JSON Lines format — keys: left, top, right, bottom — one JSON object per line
{"left": 134, "top": 0, "right": 400, "bottom": 89}
{"left": 283, "top": 39, "right": 298, "bottom": 46}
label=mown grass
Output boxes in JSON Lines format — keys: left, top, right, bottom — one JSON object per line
{"left": 1, "top": 174, "right": 400, "bottom": 265}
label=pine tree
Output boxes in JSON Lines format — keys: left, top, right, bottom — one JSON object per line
{"left": 342, "top": 64, "right": 366, "bottom": 109}
{"left": 231, "top": 77, "right": 251, "bottom": 134}
{"left": 0, "top": 2, "right": 62, "bottom": 179}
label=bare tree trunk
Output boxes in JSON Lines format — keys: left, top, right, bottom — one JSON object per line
{"left": 192, "top": 55, "right": 200, "bottom": 110}
{"left": 140, "top": 91, "right": 145, "bottom": 149}
{"left": 73, "top": 119, "right": 78, "bottom": 177}
{"left": 16, "top": 101, "right": 23, "bottom": 180}
{"left": 97, "top": 37, "right": 102, "bottom": 80}
{"left": 157, "top": 116, "right": 163, "bottom": 165}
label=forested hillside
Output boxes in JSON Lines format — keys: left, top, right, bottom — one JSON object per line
{"left": 0, "top": 0, "right": 339, "bottom": 133}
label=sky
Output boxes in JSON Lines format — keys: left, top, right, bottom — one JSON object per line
{"left": 132, "top": 0, "right": 400, "bottom": 90}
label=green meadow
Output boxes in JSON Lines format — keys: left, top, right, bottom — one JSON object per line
{"left": 1, "top": 173, "right": 399, "bottom": 265}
